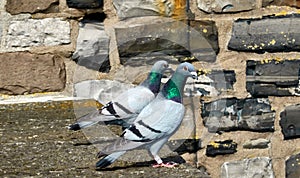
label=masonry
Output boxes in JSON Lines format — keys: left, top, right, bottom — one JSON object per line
{"left": 1, "top": 0, "right": 300, "bottom": 177}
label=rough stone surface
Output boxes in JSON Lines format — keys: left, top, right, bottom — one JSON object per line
{"left": 246, "top": 60, "right": 300, "bottom": 97}
{"left": 263, "top": 0, "right": 300, "bottom": 8}
{"left": 5, "top": 18, "right": 70, "bottom": 48}
{"left": 115, "top": 17, "right": 218, "bottom": 64}
{"left": 113, "top": 0, "right": 186, "bottom": 20}
{"left": 201, "top": 98, "right": 275, "bottom": 132}
{"left": 206, "top": 140, "right": 237, "bottom": 157}
{"left": 0, "top": 100, "right": 210, "bottom": 178}
{"left": 195, "top": 70, "right": 236, "bottom": 96}
{"left": 74, "top": 80, "right": 134, "bottom": 103}
{"left": 286, "top": 153, "right": 300, "bottom": 178}
{"left": 220, "top": 157, "right": 274, "bottom": 178}
{"left": 66, "top": 0, "right": 103, "bottom": 9}
{"left": 243, "top": 138, "right": 270, "bottom": 149}
{"left": 197, "top": 0, "right": 256, "bottom": 13}
{"left": 6, "top": 0, "right": 59, "bottom": 15}
{"left": 280, "top": 104, "right": 300, "bottom": 139}
{"left": 228, "top": 14, "right": 300, "bottom": 53}
{"left": 0, "top": 52, "right": 66, "bottom": 95}
{"left": 72, "top": 21, "right": 110, "bottom": 72}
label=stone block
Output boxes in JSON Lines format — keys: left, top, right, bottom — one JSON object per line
{"left": 113, "top": 0, "right": 186, "bottom": 20}
{"left": 5, "top": 18, "right": 70, "bottom": 48}
{"left": 263, "top": 0, "right": 300, "bottom": 8}
{"left": 167, "top": 139, "right": 202, "bottom": 155}
{"left": 280, "top": 104, "right": 300, "bottom": 139}
{"left": 195, "top": 70, "right": 236, "bottom": 96}
{"left": 246, "top": 60, "right": 300, "bottom": 97}
{"left": 6, "top": 0, "right": 59, "bottom": 15}
{"left": 286, "top": 153, "right": 300, "bottom": 178}
{"left": 228, "top": 14, "right": 300, "bottom": 53}
{"left": 197, "top": 0, "right": 256, "bottom": 13}
{"left": 0, "top": 52, "right": 65, "bottom": 95}
{"left": 220, "top": 157, "right": 274, "bottom": 178}
{"left": 115, "top": 17, "right": 218, "bottom": 65}
{"left": 72, "top": 21, "right": 110, "bottom": 72}
{"left": 243, "top": 138, "right": 270, "bottom": 149}
{"left": 201, "top": 98, "right": 275, "bottom": 132}
{"left": 74, "top": 80, "right": 134, "bottom": 103}
{"left": 66, "top": 0, "right": 103, "bottom": 9}
{"left": 206, "top": 140, "right": 237, "bottom": 157}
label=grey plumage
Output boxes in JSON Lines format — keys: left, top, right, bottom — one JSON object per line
{"left": 96, "top": 62, "right": 197, "bottom": 169}
{"left": 69, "top": 60, "right": 171, "bottom": 130}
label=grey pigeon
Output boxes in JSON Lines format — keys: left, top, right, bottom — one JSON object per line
{"left": 95, "top": 62, "right": 197, "bottom": 169}
{"left": 69, "top": 60, "right": 172, "bottom": 130}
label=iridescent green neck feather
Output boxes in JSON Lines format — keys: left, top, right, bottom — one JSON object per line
{"left": 141, "top": 72, "right": 162, "bottom": 94}
{"left": 162, "top": 74, "right": 186, "bottom": 103}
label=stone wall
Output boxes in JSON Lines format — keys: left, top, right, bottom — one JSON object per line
{"left": 1, "top": 0, "right": 300, "bottom": 177}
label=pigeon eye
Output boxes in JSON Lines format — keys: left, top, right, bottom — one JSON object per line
{"left": 183, "top": 66, "right": 188, "bottom": 71}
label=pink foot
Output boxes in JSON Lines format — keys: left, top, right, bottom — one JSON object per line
{"left": 152, "top": 162, "right": 179, "bottom": 168}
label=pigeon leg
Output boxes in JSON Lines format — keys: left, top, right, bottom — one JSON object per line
{"left": 152, "top": 155, "right": 178, "bottom": 168}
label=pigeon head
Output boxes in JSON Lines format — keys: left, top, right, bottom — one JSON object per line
{"left": 141, "top": 60, "right": 171, "bottom": 94}
{"left": 176, "top": 62, "right": 198, "bottom": 80}
{"left": 161, "top": 62, "right": 197, "bottom": 103}
{"left": 150, "top": 60, "right": 171, "bottom": 74}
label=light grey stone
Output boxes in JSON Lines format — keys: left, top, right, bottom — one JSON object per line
{"left": 5, "top": 18, "right": 70, "bottom": 48}
{"left": 74, "top": 79, "right": 134, "bottom": 104}
{"left": 72, "top": 22, "right": 110, "bottom": 72}
{"left": 243, "top": 138, "right": 270, "bottom": 149}
{"left": 197, "top": 0, "right": 256, "bottom": 13}
{"left": 113, "top": 0, "right": 186, "bottom": 19}
{"left": 221, "top": 157, "right": 274, "bottom": 178}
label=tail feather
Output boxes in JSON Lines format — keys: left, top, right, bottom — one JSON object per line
{"left": 68, "top": 110, "right": 117, "bottom": 130}
{"left": 96, "top": 151, "right": 126, "bottom": 169}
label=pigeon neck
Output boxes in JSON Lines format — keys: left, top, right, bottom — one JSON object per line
{"left": 161, "top": 73, "right": 187, "bottom": 103}
{"left": 142, "top": 71, "right": 163, "bottom": 94}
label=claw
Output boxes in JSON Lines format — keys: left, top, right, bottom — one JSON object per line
{"left": 152, "top": 162, "right": 179, "bottom": 168}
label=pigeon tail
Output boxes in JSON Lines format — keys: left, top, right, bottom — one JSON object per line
{"left": 96, "top": 151, "right": 126, "bottom": 169}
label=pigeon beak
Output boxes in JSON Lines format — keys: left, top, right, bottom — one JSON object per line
{"left": 190, "top": 71, "right": 198, "bottom": 80}
{"left": 165, "top": 67, "right": 174, "bottom": 74}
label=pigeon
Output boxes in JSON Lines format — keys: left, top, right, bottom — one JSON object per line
{"left": 69, "top": 60, "right": 172, "bottom": 130}
{"left": 95, "top": 62, "right": 197, "bottom": 169}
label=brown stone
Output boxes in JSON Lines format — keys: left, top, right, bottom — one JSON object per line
{"left": 0, "top": 52, "right": 66, "bottom": 95}
{"left": 263, "top": 0, "right": 300, "bottom": 8}
{"left": 6, "top": 0, "right": 59, "bottom": 15}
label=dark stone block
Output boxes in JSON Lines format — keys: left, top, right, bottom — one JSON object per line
{"left": 280, "top": 104, "right": 300, "bottom": 140}
{"left": 115, "top": 17, "right": 219, "bottom": 65}
{"left": 206, "top": 140, "right": 237, "bottom": 157}
{"left": 66, "top": 0, "right": 103, "bottom": 9}
{"left": 286, "top": 153, "right": 300, "bottom": 178}
{"left": 167, "top": 139, "right": 202, "bottom": 155}
{"left": 246, "top": 60, "right": 300, "bottom": 97}
{"left": 228, "top": 14, "right": 300, "bottom": 53}
{"left": 201, "top": 98, "right": 275, "bottom": 133}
